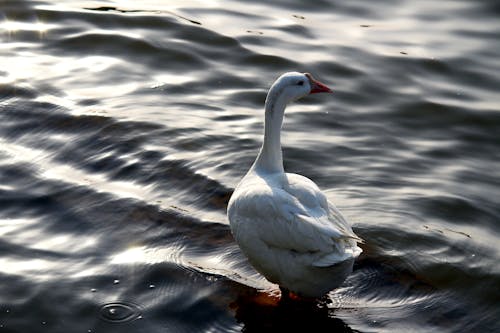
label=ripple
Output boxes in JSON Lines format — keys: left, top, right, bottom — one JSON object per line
{"left": 99, "top": 302, "right": 142, "bottom": 323}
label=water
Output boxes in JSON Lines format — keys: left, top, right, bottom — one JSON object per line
{"left": 1, "top": 0, "right": 499, "bottom": 332}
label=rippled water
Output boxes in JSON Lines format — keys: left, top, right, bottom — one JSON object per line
{"left": 1, "top": 0, "right": 499, "bottom": 332}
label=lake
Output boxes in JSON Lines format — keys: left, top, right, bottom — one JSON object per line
{"left": 0, "top": 0, "right": 499, "bottom": 332}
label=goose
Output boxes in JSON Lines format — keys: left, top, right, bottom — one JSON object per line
{"left": 227, "top": 72, "right": 362, "bottom": 299}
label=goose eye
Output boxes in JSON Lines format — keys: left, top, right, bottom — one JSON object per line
{"left": 297, "top": 80, "right": 304, "bottom": 86}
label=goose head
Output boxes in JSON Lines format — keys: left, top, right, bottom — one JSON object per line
{"left": 266, "top": 72, "right": 332, "bottom": 108}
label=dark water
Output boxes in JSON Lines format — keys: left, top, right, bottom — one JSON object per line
{"left": 1, "top": 0, "right": 499, "bottom": 332}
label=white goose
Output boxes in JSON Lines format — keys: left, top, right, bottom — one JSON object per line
{"left": 227, "top": 72, "right": 362, "bottom": 299}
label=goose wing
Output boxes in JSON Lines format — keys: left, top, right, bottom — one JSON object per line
{"left": 285, "top": 173, "right": 362, "bottom": 241}
{"left": 229, "top": 178, "right": 361, "bottom": 266}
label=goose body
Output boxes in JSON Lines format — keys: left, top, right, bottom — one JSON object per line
{"left": 227, "top": 72, "right": 362, "bottom": 298}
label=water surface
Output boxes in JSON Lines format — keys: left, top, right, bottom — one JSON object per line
{"left": 1, "top": 0, "right": 499, "bottom": 332}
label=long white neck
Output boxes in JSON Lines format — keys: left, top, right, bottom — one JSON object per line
{"left": 252, "top": 91, "right": 287, "bottom": 174}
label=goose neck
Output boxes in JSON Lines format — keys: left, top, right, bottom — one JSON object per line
{"left": 253, "top": 94, "right": 286, "bottom": 174}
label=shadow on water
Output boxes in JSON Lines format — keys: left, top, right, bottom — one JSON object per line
{"left": 232, "top": 293, "right": 357, "bottom": 333}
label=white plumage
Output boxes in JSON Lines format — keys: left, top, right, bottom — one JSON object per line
{"left": 227, "top": 72, "right": 362, "bottom": 298}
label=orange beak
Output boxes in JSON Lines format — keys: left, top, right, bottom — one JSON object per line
{"left": 305, "top": 73, "right": 333, "bottom": 94}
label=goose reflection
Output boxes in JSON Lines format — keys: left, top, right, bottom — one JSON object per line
{"left": 231, "top": 290, "right": 356, "bottom": 333}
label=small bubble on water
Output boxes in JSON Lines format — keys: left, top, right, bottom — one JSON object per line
{"left": 91, "top": 288, "right": 97, "bottom": 292}
{"left": 113, "top": 279, "right": 120, "bottom": 285}
{"left": 149, "top": 284, "right": 155, "bottom": 289}
{"left": 41, "top": 321, "right": 46, "bottom": 325}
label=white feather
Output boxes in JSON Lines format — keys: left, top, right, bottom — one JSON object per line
{"left": 227, "top": 72, "right": 362, "bottom": 297}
